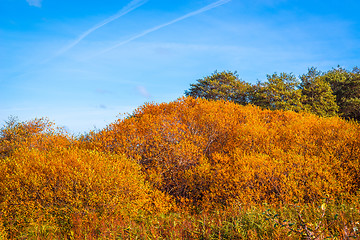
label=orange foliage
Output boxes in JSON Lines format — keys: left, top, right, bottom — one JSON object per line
{"left": 1, "top": 97, "right": 359, "bottom": 237}
{"left": 0, "top": 121, "right": 172, "bottom": 238}
{"left": 81, "top": 97, "right": 360, "bottom": 208}
{"left": 0, "top": 118, "right": 70, "bottom": 158}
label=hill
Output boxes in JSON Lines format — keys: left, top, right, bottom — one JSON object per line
{"left": 1, "top": 97, "right": 359, "bottom": 239}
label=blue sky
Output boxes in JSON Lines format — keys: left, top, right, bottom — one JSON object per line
{"left": 1, "top": 0, "right": 360, "bottom": 133}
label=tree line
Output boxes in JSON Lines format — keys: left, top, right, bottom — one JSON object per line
{"left": 185, "top": 66, "right": 360, "bottom": 121}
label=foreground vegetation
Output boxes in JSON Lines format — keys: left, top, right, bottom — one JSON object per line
{"left": 1, "top": 96, "right": 359, "bottom": 239}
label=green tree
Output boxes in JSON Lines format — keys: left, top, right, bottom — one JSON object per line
{"left": 322, "top": 66, "right": 360, "bottom": 121}
{"left": 252, "top": 72, "right": 304, "bottom": 112}
{"left": 185, "top": 71, "right": 252, "bottom": 105}
{"left": 300, "top": 67, "right": 339, "bottom": 117}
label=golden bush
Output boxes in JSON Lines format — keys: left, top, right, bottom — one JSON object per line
{"left": 0, "top": 118, "right": 70, "bottom": 158}
{"left": 0, "top": 146, "right": 171, "bottom": 238}
{"left": 82, "top": 97, "right": 360, "bottom": 208}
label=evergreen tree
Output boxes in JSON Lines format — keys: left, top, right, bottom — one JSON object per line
{"left": 323, "top": 67, "right": 360, "bottom": 121}
{"left": 300, "top": 67, "right": 338, "bottom": 117}
{"left": 185, "top": 71, "right": 252, "bottom": 105}
{"left": 252, "top": 72, "right": 303, "bottom": 112}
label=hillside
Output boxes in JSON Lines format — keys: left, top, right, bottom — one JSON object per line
{"left": 1, "top": 97, "right": 359, "bottom": 239}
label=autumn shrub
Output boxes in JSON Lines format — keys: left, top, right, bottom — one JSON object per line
{"left": 82, "top": 97, "right": 360, "bottom": 209}
{"left": 0, "top": 146, "right": 172, "bottom": 238}
{"left": 1, "top": 97, "right": 359, "bottom": 239}
{"left": 0, "top": 117, "right": 70, "bottom": 159}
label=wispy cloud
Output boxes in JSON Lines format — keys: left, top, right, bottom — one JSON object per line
{"left": 99, "top": 104, "right": 107, "bottom": 109}
{"left": 54, "top": 0, "right": 147, "bottom": 58}
{"left": 97, "top": 0, "right": 232, "bottom": 55}
{"left": 26, "top": 0, "right": 42, "bottom": 7}
{"left": 136, "top": 85, "right": 151, "bottom": 98}
{"left": 95, "top": 89, "right": 114, "bottom": 95}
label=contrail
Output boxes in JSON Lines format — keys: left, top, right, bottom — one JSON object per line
{"left": 55, "top": 0, "right": 147, "bottom": 57}
{"left": 97, "top": 0, "right": 231, "bottom": 55}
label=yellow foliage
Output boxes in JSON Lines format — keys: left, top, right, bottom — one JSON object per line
{"left": 0, "top": 118, "right": 70, "bottom": 158}
{"left": 1, "top": 97, "right": 360, "bottom": 237}
{"left": 82, "top": 97, "right": 360, "bottom": 208}
{"left": 0, "top": 146, "right": 172, "bottom": 238}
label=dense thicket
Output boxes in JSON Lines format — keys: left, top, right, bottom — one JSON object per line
{"left": 185, "top": 67, "right": 360, "bottom": 121}
{"left": 81, "top": 97, "right": 360, "bottom": 207}
{"left": 0, "top": 118, "right": 171, "bottom": 238}
{"left": 1, "top": 68, "right": 360, "bottom": 238}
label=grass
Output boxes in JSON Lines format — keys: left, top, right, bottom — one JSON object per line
{"left": 2, "top": 199, "right": 358, "bottom": 239}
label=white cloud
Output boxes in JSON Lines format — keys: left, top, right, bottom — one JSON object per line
{"left": 99, "top": 104, "right": 107, "bottom": 109}
{"left": 97, "top": 0, "right": 232, "bottom": 55}
{"left": 26, "top": 0, "right": 42, "bottom": 7}
{"left": 136, "top": 86, "right": 151, "bottom": 98}
{"left": 53, "top": 0, "right": 147, "bottom": 58}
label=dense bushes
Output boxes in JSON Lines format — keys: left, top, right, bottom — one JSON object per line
{"left": 0, "top": 119, "right": 172, "bottom": 239}
{"left": 0, "top": 117, "right": 70, "bottom": 158}
{"left": 0, "top": 146, "right": 172, "bottom": 238}
{"left": 1, "top": 97, "right": 360, "bottom": 238}
{"left": 82, "top": 97, "right": 360, "bottom": 208}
